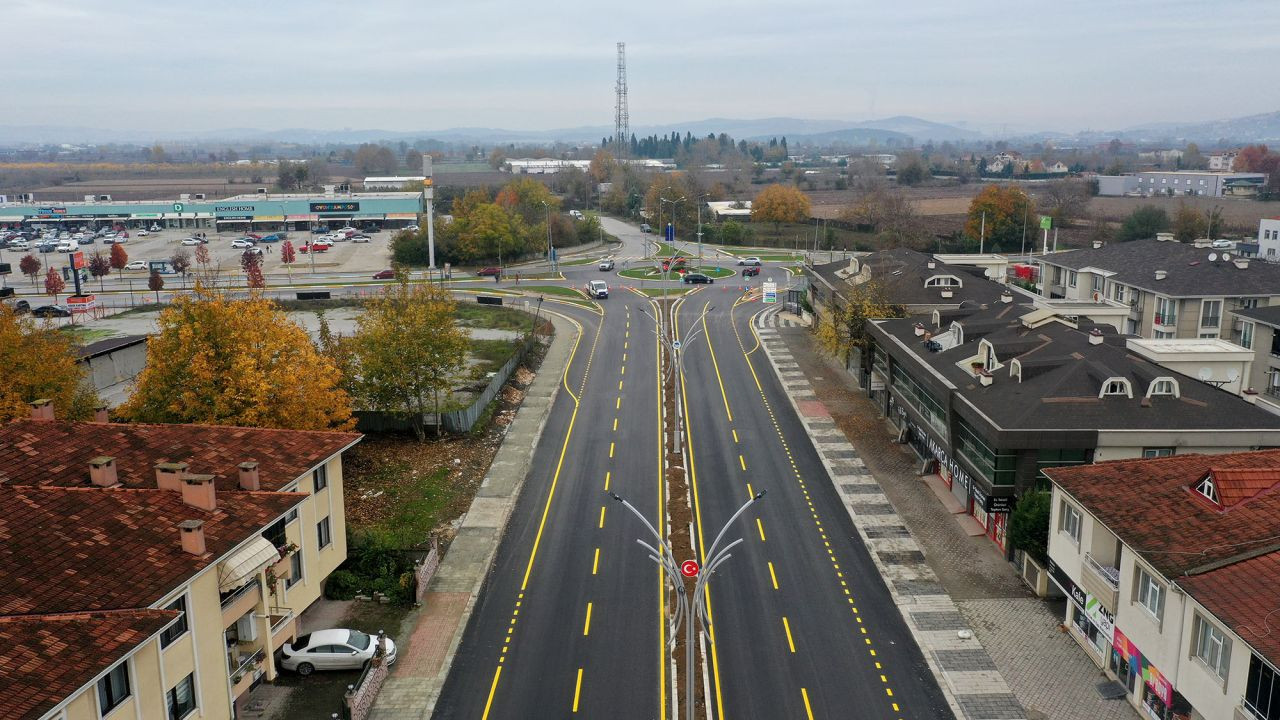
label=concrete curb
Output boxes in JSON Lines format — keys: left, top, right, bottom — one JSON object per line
{"left": 750, "top": 305, "right": 1027, "bottom": 720}
{"left": 369, "top": 312, "right": 579, "bottom": 720}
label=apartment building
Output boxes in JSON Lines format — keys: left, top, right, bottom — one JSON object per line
{"left": 0, "top": 406, "right": 361, "bottom": 720}
{"left": 1229, "top": 306, "right": 1280, "bottom": 416}
{"left": 1257, "top": 218, "right": 1280, "bottom": 262}
{"left": 1037, "top": 238, "right": 1280, "bottom": 338}
{"left": 1133, "top": 171, "right": 1266, "bottom": 197}
{"left": 1208, "top": 152, "right": 1238, "bottom": 171}
{"left": 1045, "top": 450, "right": 1280, "bottom": 720}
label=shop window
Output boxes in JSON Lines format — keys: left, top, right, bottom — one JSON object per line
{"left": 1070, "top": 603, "right": 1106, "bottom": 655}
{"left": 1193, "top": 613, "right": 1231, "bottom": 681}
{"left": 1135, "top": 567, "right": 1166, "bottom": 623}
{"left": 1059, "top": 501, "right": 1081, "bottom": 545}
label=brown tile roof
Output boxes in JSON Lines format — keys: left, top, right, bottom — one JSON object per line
{"left": 1212, "top": 468, "right": 1280, "bottom": 507}
{"left": 0, "top": 609, "right": 178, "bottom": 720}
{"left": 0, "top": 485, "right": 303, "bottom": 615}
{"left": 0, "top": 420, "right": 361, "bottom": 493}
{"left": 1180, "top": 553, "right": 1280, "bottom": 668}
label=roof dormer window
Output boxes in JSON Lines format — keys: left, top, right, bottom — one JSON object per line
{"left": 1147, "top": 378, "right": 1180, "bottom": 398}
{"left": 1100, "top": 378, "right": 1133, "bottom": 398}
{"left": 1195, "top": 474, "right": 1220, "bottom": 505}
{"left": 925, "top": 275, "right": 961, "bottom": 288}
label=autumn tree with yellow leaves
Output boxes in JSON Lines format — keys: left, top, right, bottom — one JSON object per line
{"left": 815, "top": 279, "right": 907, "bottom": 364}
{"left": 119, "top": 284, "right": 354, "bottom": 430}
{"left": 751, "top": 183, "right": 812, "bottom": 231}
{"left": 0, "top": 304, "right": 97, "bottom": 422}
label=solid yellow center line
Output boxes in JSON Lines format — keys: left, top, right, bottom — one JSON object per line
{"left": 583, "top": 602, "right": 593, "bottom": 636}
{"left": 593, "top": 547, "right": 600, "bottom": 575}
{"left": 609, "top": 442, "right": 615, "bottom": 458}
{"left": 572, "top": 668, "right": 584, "bottom": 712}
{"left": 739, "top": 454, "right": 747, "bottom": 471}
{"left": 482, "top": 666, "right": 503, "bottom": 720}
{"left": 768, "top": 561, "right": 779, "bottom": 590}
{"left": 801, "top": 688, "right": 815, "bottom": 720}
{"left": 599, "top": 506, "right": 606, "bottom": 528}
{"left": 604, "top": 471, "right": 611, "bottom": 491}
{"left": 782, "top": 616, "right": 796, "bottom": 653}
{"left": 756, "top": 518, "right": 766, "bottom": 542}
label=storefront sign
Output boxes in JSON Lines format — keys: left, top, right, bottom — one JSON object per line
{"left": 1049, "top": 559, "right": 1115, "bottom": 642}
{"left": 902, "top": 416, "right": 975, "bottom": 494}
{"left": 986, "top": 494, "right": 1015, "bottom": 513}
{"left": 1144, "top": 661, "right": 1172, "bottom": 706}
{"left": 310, "top": 202, "right": 360, "bottom": 213}
{"left": 37, "top": 207, "right": 67, "bottom": 215}
{"left": 216, "top": 215, "right": 253, "bottom": 221}
{"left": 214, "top": 205, "right": 255, "bottom": 212}
{"left": 67, "top": 294, "right": 96, "bottom": 313}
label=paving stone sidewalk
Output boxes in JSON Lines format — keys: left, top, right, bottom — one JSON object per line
{"left": 760, "top": 309, "right": 1138, "bottom": 720}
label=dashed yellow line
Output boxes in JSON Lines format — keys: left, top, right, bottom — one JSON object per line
{"left": 613, "top": 418, "right": 618, "bottom": 432}
{"left": 746, "top": 482, "right": 754, "bottom": 498}
{"left": 782, "top": 616, "right": 796, "bottom": 653}
{"left": 609, "top": 442, "right": 615, "bottom": 458}
{"left": 598, "top": 506, "right": 606, "bottom": 528}
{"left": 592, "top": 548, "right": 600, "bottom": 575}
{"left": 739, "top": 454, "right": 747, "bottom": 471}
{"left": 732, "top": 429, "right": 739, "bottom": 443}
{"left": 572, "top": 668, "right": 584, "bottom": 713}
{"left": 768, "top": 561, "right": 779, "bottom": 590}
{"left": 583, "top": 602, "right": 593, "bottom": 636}
{"left": 756, "top": 518, "right": 766, "bottom": 542}
{"left": 604, "top": 471, "right": 611, "bottom": 491}
{"left": 801, "top": 688, "right": 815, "bottom": 719}
{"left": 616, "top": 397, "right": 621, "bottom": 410}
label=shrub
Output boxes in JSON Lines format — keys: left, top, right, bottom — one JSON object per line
{"left": 324, "top": 569, "right": 361, "bottom": 600}
{"left": 1008, "top": 491, "right": 1052, "bottom": 565}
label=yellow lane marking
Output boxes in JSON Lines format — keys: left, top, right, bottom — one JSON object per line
{"left": 746, "top": 482, "right": 754, "bottom": 498}
{"left": 801, "top": 688, "right": 815, "bottom": 719}
{"left": 623, "top": 352, "right": 627, "bottom": 362}
{"left": 783, "top": 616, "right": 796, "bottom": 653}
{"left": 655, "top": 306, "right": 668, "bottom": 720}
{"left": 572, "top": 668, "right": 584, "bottom": 712}
{"left": 756, "top": 518, "right": 766, "bottom": 542}
{"left": 624, "top": 340, "right": 628, "bottom": 349}
{"left": 732, "top": 429, "right": 739, "bottom": 443}
{"left": 593, "top": 548, "right": 600, "bottom": 575}
{"left": 604, "top": 471, "right": 611, "bottom": 491}
{"left": 619, "top": 380, "right": 623, "bottom": 390}
{"left": 609, "top": 442, "right": 615, "bottom": 458}
{"left": 599, "top": 506, "right": 606, "bottom": 528}
{"left": 616, "top": 397, "right": 621, "bottom": 410}
{"left": 768, "top": 561, "right": 779, "bottom": 589}
{"left": 701, "top": 301, "right": 734, "bottom": 422}
{"left": 583, "top": 602, "right": 593, "bottom": 636}
{"left": 739, "top": 454, "right": 747, "bottom": 471}
{"left": 621, "top": 365, "right": 626, "bottom": 375}
{"left": 482, "top": 666, "right": 503, "bottom": 719}
{"left": 613, "top": 418, "right": 618, "bottom": 432}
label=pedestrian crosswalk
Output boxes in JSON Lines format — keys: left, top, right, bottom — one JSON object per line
{"left": 755, "top": 307, "right": 808, "bottom": 329}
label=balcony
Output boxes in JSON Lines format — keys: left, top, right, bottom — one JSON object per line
{"left": 229, "top": 647, "right": 265, "bottom": 698}
{"left": 1153, "top": 313, "right": 1177, "bottom": 327}
{"left": 221, "top": 578, "right": 262, "bottom": 628}
{"left": 1081, "top": 553, "right": 1120, "bottom": 612}
{"left": 269, "top": 610, "right": 296, "bottom": 651}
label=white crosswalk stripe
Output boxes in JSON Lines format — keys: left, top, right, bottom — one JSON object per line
{"left": 754, "top": 306, "right": 807, "bottom": 329}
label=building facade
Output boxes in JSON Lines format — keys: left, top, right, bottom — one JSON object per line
{"left": 1132, "top": 171, "right": 1267, "bottom": 197}
{"left": 1258, "top": 218, "right": 1280, "bottom": 262}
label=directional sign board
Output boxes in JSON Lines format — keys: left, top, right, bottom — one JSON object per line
{"left": 680, "top": 560, "right": 700, "bottom": 578}
{"left": 762, "top": 281, "right": 778, "bottom": 304}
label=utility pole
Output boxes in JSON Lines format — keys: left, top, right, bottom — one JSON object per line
{"left": 424, "top": 154, "right": 436, "bottom": 273}
{"left": 979, "top": 211, "right": 986, "bottom": 255}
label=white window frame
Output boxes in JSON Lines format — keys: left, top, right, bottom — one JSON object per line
{"left": 1147, "top": 378, "right": 1179, "bottom": 398}
{"left": 1059, "top": 500, "right": 1082, "bottom": 546}
{"left": 1068, "top": 270, "right": 1078, "bottom": 288}
{"left": 1200, "top": 299, "right": 1222, "bottom": 329}
{"left": 1135, "top": 566, "right": 1166, "bottom": 623}
{"left": 1241, "top": 321, "right": 1255, "bottom": 350}
{"left": 313, "top": 464, "right": 328, "bottom": 492}
{"left": 95, "top": 658, "right": 133, "bottom": 718}
{"left": 1100, "top": 378, "right": 1133, "bottom": 398}
{"left": 1193, "top": 613, "right": 1232, "bottom": 682}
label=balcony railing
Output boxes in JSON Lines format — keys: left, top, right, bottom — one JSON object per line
{"left": 1084, "top": 553, "right": 1121, "bottom": 590}
{"left": 220, "top": 578, "right": 261, "bottom": 610}
{"left": 1154, "top": 313, "right": 1177, "bottom": 327}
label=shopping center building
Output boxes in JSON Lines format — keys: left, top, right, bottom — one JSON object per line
{"left": 0, "top": 190, "right": 423, "bottom": 233}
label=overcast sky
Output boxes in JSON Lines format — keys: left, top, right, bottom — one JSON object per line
{"left": 4, "top": 0, "right": 1276, "bottom": 135}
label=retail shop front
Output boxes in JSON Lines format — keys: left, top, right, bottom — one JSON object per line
{"left": 1048, "top": 560, "right": 1194, "bottom": 720}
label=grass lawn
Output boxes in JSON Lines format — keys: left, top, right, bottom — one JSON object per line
{"left": 58, "top": 326, "right": 119, "bottom": 344}
{"left": 519, "top": 284, "right": 584, "bottom": 298}
{"left": 618, "top": 265, "right": 734, "bottom": 280}
{"left": 470, "top": 338, "right": 520, "bottom": 375}
{"left": 654, "top": 241, "right": 679, "bottom": 256}
{"left": 454, "top": 303, "right": 531, "bottom": 332}
{"left": 557, "top": 257, "right": 600, "bottom": 267}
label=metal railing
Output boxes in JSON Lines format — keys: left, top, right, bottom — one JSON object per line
{"left": 220, "top": 578, "right": 260, "bottom": 609}
{"left": 1084, "top": 552, "right": 1121, "bottom": 590}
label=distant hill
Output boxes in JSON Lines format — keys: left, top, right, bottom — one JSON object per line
{"left": 1118, "top": 111, "right": 1280, "bottom": 144}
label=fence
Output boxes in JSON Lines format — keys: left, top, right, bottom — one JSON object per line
{"left": 341, "top": 632, "right": 391, "bottom": 720}
{"left": 441, "top": 333, "right": 540, "bottom": 433}
{"left": 413, "top": 538, "right": 441, "bottom": 603}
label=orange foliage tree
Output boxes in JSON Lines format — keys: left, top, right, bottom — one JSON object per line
{"left": 751, "top": 183, "right": 812, "bottom": 231}
{"left": 0, "top": 304, "right": 96, "bottom": 422}
{"left": 964, "top": 184, "right": 1034, "bottom": 252}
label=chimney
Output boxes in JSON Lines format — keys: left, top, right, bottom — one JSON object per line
{"left": 1154, "top": 270, "right": 1167, "bottom": 281}
{"left": 940, "top": 288, "right": 954, "bottom": 298}
{"left": 1244, "top": 388, "right": 1260, "bottom": 404}
{"left": 89, "top": 456, "right": 119, "bottom": 488}
{"left": 927, "top": 260, "right": 936, "bottom": 269}
{"left": 1089, "top": 328, "right": 1104, "bottom": 345}
{"left": 28, "top": 399, "right": 53, "bottom": 421}
{"left": 1092, "top": 240, "right": 1104, "bottom": 249}
{"left": 238, "top": 461, "right": 261, "bottom": 491}
{"left": 979, "top": 371, "right": 993, "bottom": 387}
{"left": 1234, "top": 258, "right": 1250, "bottom": 270}
{"left": 155, "top": 462, "right": 189, "bottom": 491}
{"left": 1000, "top": 291, "right": 1013, "bottom": 304}
{"left": 181, "top": 474, "right": 217, "bottom": 511}
{"left": 179, "top": 520, "right": 206, "bottom": 556}
{"left": 92, "top": 405, "right": 109, "bottom": 423}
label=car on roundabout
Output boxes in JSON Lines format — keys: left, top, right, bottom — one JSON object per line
{"left": 737, "top": 256, "right": 762, "bottom": 266}
{"left": 682, "top": 272, "right": 714, "bottom": 284}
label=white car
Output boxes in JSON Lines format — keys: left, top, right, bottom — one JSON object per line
{"left": 55, "top": 242, "right": 76, "bottom": 252}
{"left": 123, "top": 260, "right": 149, "bottom": 271}
{"left": 230, "top": 238, "right": 256, "bottom": 249}
{"left": 180, "top": 237, "right": 202, "bottom": 246}
{"left": 280, "top": 629, "right": 396, "bottom": 676}
{"left": 149, "top": 224, "right": 162, "bottom": 232}
{"left": 8, "top": 239, "right": 28, "bottom": 250}
{"left": 737, "top": 256, "right": 762, "bottom": 266}
{"left": 137, "top": 229, "right": 149, "bottom": 236}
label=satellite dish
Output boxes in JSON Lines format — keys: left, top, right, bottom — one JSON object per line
{"left": 1223, "top": 252, "right": 1232, "bottom": 261}
{"left": 1198, "top": 367, "right": 1213, "bottom": 381}
{"left": 1229, "top": 368, "right": 1241, "bottom": 382}
{"left": 1208, "top": 252, "right": 1218, "bottom": 262}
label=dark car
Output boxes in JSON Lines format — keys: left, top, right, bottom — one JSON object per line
{"left": 476, "top": 267, "right": 502, "bottom": 277}
{"left": 32, "top": 305, "right": 71, "bottom": 318}
{"left": 682, "top": 273, "right": 714, "bottom": 284}
{"left": 741, "top": 266, "right": 761, "bottom": 278}
{"left": 373, "top": 269, "right": 396, "bottom": 280}
{"left": 9, "top": 300, "right": 30, "bottom": 315}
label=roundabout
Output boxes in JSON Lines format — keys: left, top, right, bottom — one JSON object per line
{"left": 617, "top": 264, "right": 735, "bottom": 280}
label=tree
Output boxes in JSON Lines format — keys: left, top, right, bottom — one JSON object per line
{"left": 19, "top": 254, "right": 40, "bottom": 286}
{"left": 0, "top": 305, "right": 96, "bottom": 422}
{"left": 353, "top": 143, "right": 397, "bottom": 175}
{"left": 895, "top": 154, "right": 929, "bottom": 186}
{"left": 494, "top": 177, "right": 560, "bottom": 225}
{"left": 751, "top": 184, "right": 811, "bottom": 231}
{"left": 1235, "top": 144, "right": 1272, "bottom": 172}
{"left": 147, "top": 270, "right": 164, "bottom": 302}
{"left": 964, "top": 185, "right": 1034, "bottom": 252}
{"left": 281, "top": 240, "right": 296, "bottom": 277}
{"left": 457, "top": 203, "right": 521, "bottom": 263}
{"left": 815, "top": 279, "right": 906, "bottom": 363}
{"left": 1182, "top": 143, "right": 1206, "bottom": 170}
{"left": 119, "top": 284, "right": 354, "bottom": 430}
{"left": 109, "top": 243, "right": 128, "bottom": 280}
{"left": 1038, "top": 179, "right": 1090, "bottom": 227}
{"left": 88, "top": 251, "right": 111, "bottom": 291}
{"left": 841, "top": 187, "right": 929, "bottom": 250}
{"left": 170, "top": 250, "right": 191, "bottom": 289}
{"left": 350, "top": 280, "right": 469, "bottom": 441}
{"left": 241, "top": 250, "right": 265, "bottom": 288}
{"left": 1172, "top": 201, "right": 1207, "bottom": 243}
{"left": 1118, "top": 205, "right": 1170, "bottom": 242}
{"left": 44, "top": 267, "right": 65, "bottom": 301}
{"left": 1008, "top": 491, "right": 1051, "bottom": 565}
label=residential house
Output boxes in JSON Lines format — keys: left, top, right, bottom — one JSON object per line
{"left": 1229, "top": 305, "right": 1280, "bottom": 416}
{"left": 1036, "top": 238, "right": 1280, "bottom": 338}
{"left": 1257, "top": 218, "right": 1280, "bottom": 262}
{"left": 0, "top": 407, "right": 361, "bottom": 719}
{"left": 1208, "top": 152, "right": 1239, "bottom": 171}
{"left": 1045, "top": 450, "right": 1280, "bottom": 720}
{"left": 705, "top": 200, "right": 752, "bottom": 221}
{"left": 1047, "top": 161, "right": 1070, "bottom": 174}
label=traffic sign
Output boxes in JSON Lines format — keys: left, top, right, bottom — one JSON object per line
{"left": 680, "top": 560, "right": 700, "bottom": 578}
{"left": 762, "top": 281, "right": 778, "bottom": 304}
{"left": 672, "top": 340, "right": 682, "bottom": 351}
{"left": 173, "top": 203, "right": 184, "bottom": 212}
{"left": 665, "top": 223, "right": 674, "bottom": 242}
{"left": 1039, "top": 215, "right": 1052, "bottom": 230}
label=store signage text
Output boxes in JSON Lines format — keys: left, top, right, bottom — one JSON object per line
{"left": 310, "top": 202, "right": 360, "bottom": 213}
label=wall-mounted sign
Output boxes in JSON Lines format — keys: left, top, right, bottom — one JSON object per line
{"left": 310, "top": 202, "right": 359, "bottom": 213}
{"left": 214, "top": 205, "right": 255, "bottom": 212}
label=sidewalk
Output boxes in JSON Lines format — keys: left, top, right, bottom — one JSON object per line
{"left": 765, "top": 319, "right": 1138, "bottom": 720}
{"left": 368, "top": 313, "right": 577, "bottom": 720}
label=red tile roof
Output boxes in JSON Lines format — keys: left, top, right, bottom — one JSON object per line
{"left": 0, "top": 485, "right": 303, "bottom": 615}
{"left": 1180, "top": 553, "right": 1280, "bottom": 668}
{"left": 0, "top": 609, "right": 178, "bottom": 720}
{"left": 0, "top": 420, "right": 361, "bottom": 492}
{"left": 1044, "top": 450, "right": 1280, "bottom": 579}
{"left": 1211, "top": 468, "right": 1280, "bottom": 507}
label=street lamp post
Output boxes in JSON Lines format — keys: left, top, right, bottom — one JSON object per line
{"left": 637, "top": 302, "right": 712, "bottom": 456}
{"left": 611, "top": 490, "right": 766, "bottom": 720}
{"left": 541, "top": 200, "right": 555, "bottom": 272}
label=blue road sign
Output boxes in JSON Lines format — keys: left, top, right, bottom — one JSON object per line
{"left": 665, "top": 223, "right": 674, "bottom": 242}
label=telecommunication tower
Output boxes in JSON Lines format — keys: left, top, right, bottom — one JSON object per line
{"left": 614, "top": 42, "right": 629, "bottom": 158}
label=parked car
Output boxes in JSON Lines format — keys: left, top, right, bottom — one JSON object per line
{"left": 585, "top": 280, "right": 609, "bottom": 298}
{"left": 569, "top": 210, "right": 584, "bottom": 220}
{"left": 404, "top": 225, "right": 419, "bottom": 233}
{"left": 476, "top": 266, "right": 502, "bottom": 277}
{"left": 230, "top": 238, "right": 256, "bottom": 249}
{"left": 77, "top": 236, "right": 95, "bottom": 245}
{"left": 32, "top": 305, "right": 71, "bottom": 318}
{"left": 300, "top": 242, "right": 329, "bottom": 253}
{"left": 373, "top": 269, "right": 396, "bottom": 280}
{"left": 280, "top": 629, "right": 397, "bottom": 676}
{"left": 258, "top": 233, "right": 284, "bottom": 243}
{"left": 351, "top": 234, "right": 371, "bottom": 243}
{"left": 312, "top": 238, "right": 335, "bottom": 249}
{"left": 242, "top": 247, "right": 264, "bottom": 256}
{"left": 123, "top": 260, "right": 149, "bottom": 271}
{"left": 737, "top": 256, "right": 762, "bottom": 266}
{"left": 741, "top": 266, "right": 761, "bottom": 278}
{"left": 9, "top": 300, "right": 31, "bottom": 315}
{"left": 149, "top": 224, "right": 162, "bottom": 232}
{"left": 311, "top": 227, "right": 328, "bottom": 234}
{"left": 682, "top": 272, "right": 714, "bottom": 284}
{"left": 137, "top": 229, "right": 150, "bottom": 236}
{"left": 598, "top": 259, "right": 615, "bottom": 271}
{"left": 7, "top": 239, "right": 28, "bottom": 250}
{"left": 181, "top": 237, "right": 202, "bottom": 246}
{"left": 37, "top": 243, "right": 58, "bottom": 253}
{"left": 245, "top": 233, "right": 263, "bottom": 240}
{"left": 1211, "top": 239, "right": 1232, "bottom": 249}
{"left": 55, "top": 242, "right": 76, "bottom": 252}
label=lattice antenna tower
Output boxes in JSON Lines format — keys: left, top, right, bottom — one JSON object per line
{"left": 614, "top": 42, "right": 629, "bottom": 158}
